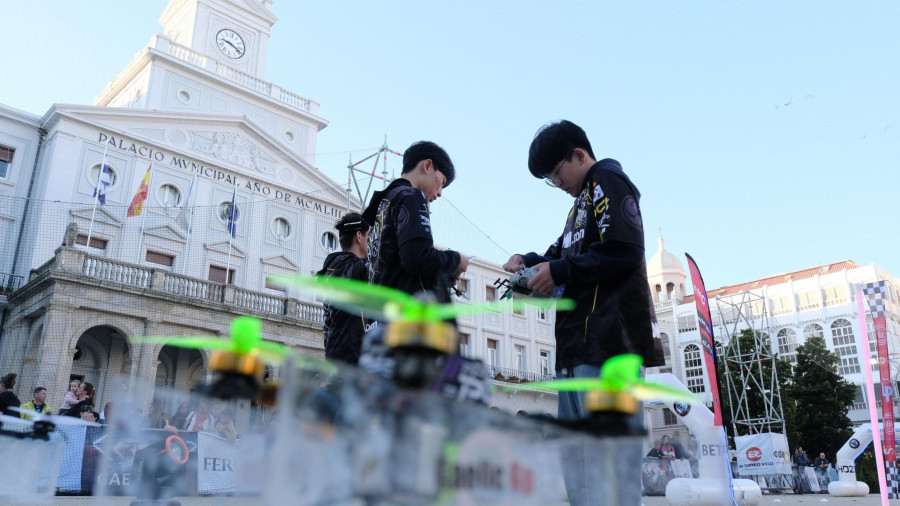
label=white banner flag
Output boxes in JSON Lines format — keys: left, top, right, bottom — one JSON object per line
{"left": 735, "top": 433, "right": 791, "bottom": 475}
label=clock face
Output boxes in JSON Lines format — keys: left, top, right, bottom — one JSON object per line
{"left": 216, "top": 29, "right": 245, "bottom": 59}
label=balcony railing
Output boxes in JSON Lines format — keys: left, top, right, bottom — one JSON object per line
{"left": 0, "top": 272, "right": 25, "bottom": 295}
{"left": 23, "top": 247, "right": 324, "bottom": 327}
{"left": 486, "top": 365, "right": 554, "bottom": 384}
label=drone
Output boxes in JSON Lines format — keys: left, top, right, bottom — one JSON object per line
{"left": 271, "top": 275, "right": 574, "bottom": 395}
{"left": 130, "top": 315, "right": 333, "bottom": 405}
{"left": 504, "top": 354, "right": 700, "bottom": 436}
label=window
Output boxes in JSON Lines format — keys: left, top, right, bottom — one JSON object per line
{"left": 514, "top": 345, "right": 526, "bottom": 371}
{"left": 537, "top": 307, "right": 548, "bottom": 321}
{"left": 663, "top": 408, "right": 677, "bottom": 426}
{"left": 803, "top": 323, "right": 824, "bottom": 341}
{"left": 831, "top": 319, "right": 860, "bottom": 375}
{"left": 540, "top": 350, "right": 550, "bottom": 376}
{"left": 777, "top": 328, "right": 798, "bottom": 363}
{"left": 457, "top": 278, "right": 469, "bottom": 297}
{"left": 321, "top": 231, "right": 337, "bottom": 252}
{"left": 157, "top": 184, "right": 181, "bottom": 207}
{"left": 823, "top": 285, "right": 848, "bottom": 306}
{"left": 772, "top": 295, "right": 793, "bottom": 315}
{"left": 798, "top": 291, "right": 820, "bottom": 311}
{"left": 219, "top": 201, "right": 240, "bottom": 224}
{"left": 487, "top": 339, "right": 498, "bottom": 367}
{"left": 0, "top": 146, "right": 13, "bottom": 178}
{"left": 265, "top": 275, "right": 287, "bottom": 293}
{"left": 683, "top": 344, "right": 705, "bottom": 393}
{"left": 485, "top": 285, "right": 497, "bottom": 301}
{"left": 459, "top": 332, "right": 470, "bottom": 357}
{"left": 677, "top": 314, "right": 697, "bottom": 332}
{"left": 208, "top": 265, "right": 235, "bottom": 284}
{"left": 750, "top": 300, "right": 765, "bottom": 317}
{"left": 145, "top": 250, "right": 174, "bottom": 267}
{"left": 660, "top": 333, "right": 671, "bottom": 366}
{"left": 75, "top": 234, "right": 108, "bottom": 250}
{"left": 90, "top": 163, "right": 118, "bottom": 187}
{"left": 272, "top": 217, "right": 291, "bottom": 240}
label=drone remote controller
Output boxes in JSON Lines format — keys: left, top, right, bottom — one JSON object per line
{"left": 495, "top": 267, "right": 564, "bottom": 299}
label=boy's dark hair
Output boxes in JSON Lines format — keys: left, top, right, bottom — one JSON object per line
{"left": 334, "top": 212, "right": 369, "bottom": 250}
{"left": 402, "top": 141, "right": 455, "bottom": 188}
{"left": 34, "top": 386, "right": 46, "bottom": 395}
{"left": 527, "top": 120, "right": 596, "bottom": 178}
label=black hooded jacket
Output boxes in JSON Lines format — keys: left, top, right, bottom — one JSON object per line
{"left": 362, "top": 178, "right": 460, "bottom": 303}
{"left": 317, "top": 251, "right": 368, "bottom": 364}
{"left": 521, "top": 159, "right": 664, "bottom": 370}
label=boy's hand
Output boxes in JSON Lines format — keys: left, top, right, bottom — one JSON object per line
{"left": 503, "top": 254, "right": 525, "bottom": 273}
{"left": 453, "top": 254, "right": 470, "bottom": 277}
{"left": 527, "top": 262, "right": 557, "bottom": 295}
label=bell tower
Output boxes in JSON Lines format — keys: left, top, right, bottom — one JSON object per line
{"left": 646, "top": 229, "right": 686, "bottom": 303}
{"left": 159, "top": 0, "right": 277, "bottom": 78}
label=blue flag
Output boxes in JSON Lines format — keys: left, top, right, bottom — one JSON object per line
{"left": 93, "top": 163, "right": 111, "bottom": 205}
{"left": 226, "top": 189, "right": 237, "bottom": 238}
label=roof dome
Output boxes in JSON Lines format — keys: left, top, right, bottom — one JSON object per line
{"left": 647, "top": 230, "right": 684, "bottom": 277}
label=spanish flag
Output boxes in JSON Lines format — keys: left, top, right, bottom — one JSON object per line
{"left": 127, "top": 164, "right": 152, "bottom": 217}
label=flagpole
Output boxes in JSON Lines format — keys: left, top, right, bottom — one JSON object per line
{"left": 224, "top": 189, "right": 236, "bottom": 284}
{"left": 135, "top": 163, "right": 152, "bottom": 263}
{"left": 85, "top": 139, "right": 112, "bottom": 249}
{"left": 181, "top": 175, "right": 198, "bottom": 275}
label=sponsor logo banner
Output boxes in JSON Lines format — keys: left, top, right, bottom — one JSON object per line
{"left": 735, "top": 433, "right": 791, "bottom": 475}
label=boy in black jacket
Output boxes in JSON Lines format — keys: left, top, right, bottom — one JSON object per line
{"left": 362, "top": 141, "right": 468, "bottom": 304}
{"left": 503, "top": 120, "right": 664, "bottom": 419}
{"left": 317, "top": 212, "right": 370, "bottom": 364}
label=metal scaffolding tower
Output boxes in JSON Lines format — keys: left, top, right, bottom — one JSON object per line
{"left": 716, "top": 291, "right": 786, "bottom": 436}
{"left": 345, "top": 137, "right": 402, "bottom": 212}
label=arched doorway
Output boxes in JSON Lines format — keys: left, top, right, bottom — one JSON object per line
{"left": 155, "top": 345, "right": 204, "bottom": 416}
{"left": 71, "top": 325, "right": 131, "bottom": 411}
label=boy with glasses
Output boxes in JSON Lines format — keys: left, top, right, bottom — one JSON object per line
{"left": 503, "top": 119, "right": 663, "bottom": 413}
{"left": 503, "top": 120, "right": 663, "bottom": 504}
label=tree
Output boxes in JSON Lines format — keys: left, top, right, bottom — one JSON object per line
{"left": 717, "top": 329, "right": 793, "bottom": 441}
{"left": 786, "top": 335, "right": 856, "bottom": 459}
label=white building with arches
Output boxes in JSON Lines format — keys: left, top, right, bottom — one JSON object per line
{"left": 646, "top": 232, "right": 900, "bottom": 432}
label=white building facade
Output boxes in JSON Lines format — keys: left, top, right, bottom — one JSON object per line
{"left": 0, "top": 0, "right": 557, "bottom": 424}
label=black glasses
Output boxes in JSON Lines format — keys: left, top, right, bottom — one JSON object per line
{"left": 544, "top": 152, "right": 571, "bottom": 187}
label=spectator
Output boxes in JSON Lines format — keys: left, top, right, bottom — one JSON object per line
{"left": 64, "top": 382, "right": 95, "bottom": 418}
{"left": 211, "top": 401, "right": 224, "bottom": 426}
{"left": 171, "top": 402, "right": 190, "bottom": 431}
{"left": 0, "top": 373, "right": 21, "bottom": 416}
{"left": 144, "top": 403, "right": 165, "bottom": 429}
{"left": 793, "top": 447, "right": 810, "bottom": 466}
{"left": 20, "top": 386, "right": 52, "bottom": 418}
{"left": 646, "top": 440, "right": 662, "bottom": 458}
{"left": 215, "top": 409, "right": 238, "bottom": 443}
{"left": 79, "top": 405, "right": 99, "bottom": 423}
{"left": 814, "top": 452, "right": 830, "bottom": 472}
{"left": 185, "top": 401, "right": 213, "bottom": 431}
{"left": 672, "top": 430, "right": 689, "bottom": 459}
{"left": 59, "top": 380, "right": 80, "bottom": 414}
{"left": 659, "top": 435, "right": 676, "bottom": 460}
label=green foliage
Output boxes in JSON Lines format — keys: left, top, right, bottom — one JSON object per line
{"left": 717, "top": 329, "right": 793, "bottom": 440}
{"left": 785, "top": 335, "right": 856, "bottom": 459}
{"left": 855, "top": 449, "right": 879, "bottom": 493}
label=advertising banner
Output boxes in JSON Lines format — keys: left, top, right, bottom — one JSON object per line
{"left": 735, "top": 433, "right": 791, "bottom": 475}
{"left": 685, "top": 253, "right": 723, "bottom": 426}
{"left": 864, "top": 280, "right": 898, "bottom": 498}
{"left": 197, "top": 431, "right": 238, "bottom": 494}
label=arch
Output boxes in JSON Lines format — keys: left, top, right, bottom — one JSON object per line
{"left": 683, "top": 344, "right": 705, "bottom": 393}
{"left": 666, "top": 282, "right": 675, "bottom": 300}
{"left": 67, "top": 318, "right": 136, "bottom": 351}
{"left": 830, "top": 318, "right": 859, "bottom": 375}
{"left": 679, "top": 283, "right": 685, "bottom": 299}
{"left": 660, "top": 332, "right": 671, "bottom": 365}
{"left": 777, "top": 328, "right": 798, "bottom": 362}
{"left": 803, "top": 323, "right": 824, "bottom": 341}
{"left": 655, "top": 284, "right": 663, "bottom": 302}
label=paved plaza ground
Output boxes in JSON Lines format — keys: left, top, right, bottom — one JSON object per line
{"left": 4, "top": 494, "right": 897, "bottom": 505}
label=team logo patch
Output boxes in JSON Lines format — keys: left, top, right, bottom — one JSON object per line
{"left": 746, "top": 447, "right": 763, "bottom": 462}
{"left": 849, "top": 438, "right": 860, "bottom": 449}
{"left": 673, "top": 402, "right": 691, "bottom": 417}
{"left": 593, "top": 183, "right": 605, "bottom": 203}
{"left": 622, "top": 195, "right": 641, "bottom": 229}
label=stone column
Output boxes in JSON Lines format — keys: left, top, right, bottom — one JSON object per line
{"left": 34, "top": 308, "right": 77, "bottom": 413}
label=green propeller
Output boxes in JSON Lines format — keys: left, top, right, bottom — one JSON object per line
{"left": 130, "top": 315, "right": 334, "bottom": 373}
{"left": 504, "top": 354, "right": 700, "bottom": 403}
{"left": 269, "top": 275, "right": 575, "bottom": 323}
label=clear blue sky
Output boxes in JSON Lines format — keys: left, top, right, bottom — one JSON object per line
{"left": 2, "top": 1, "right": 898, "bottom": 290}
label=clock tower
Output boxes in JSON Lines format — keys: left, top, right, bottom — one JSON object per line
{"left": 159, "top": 0, "right": 277, "bottom": 78}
